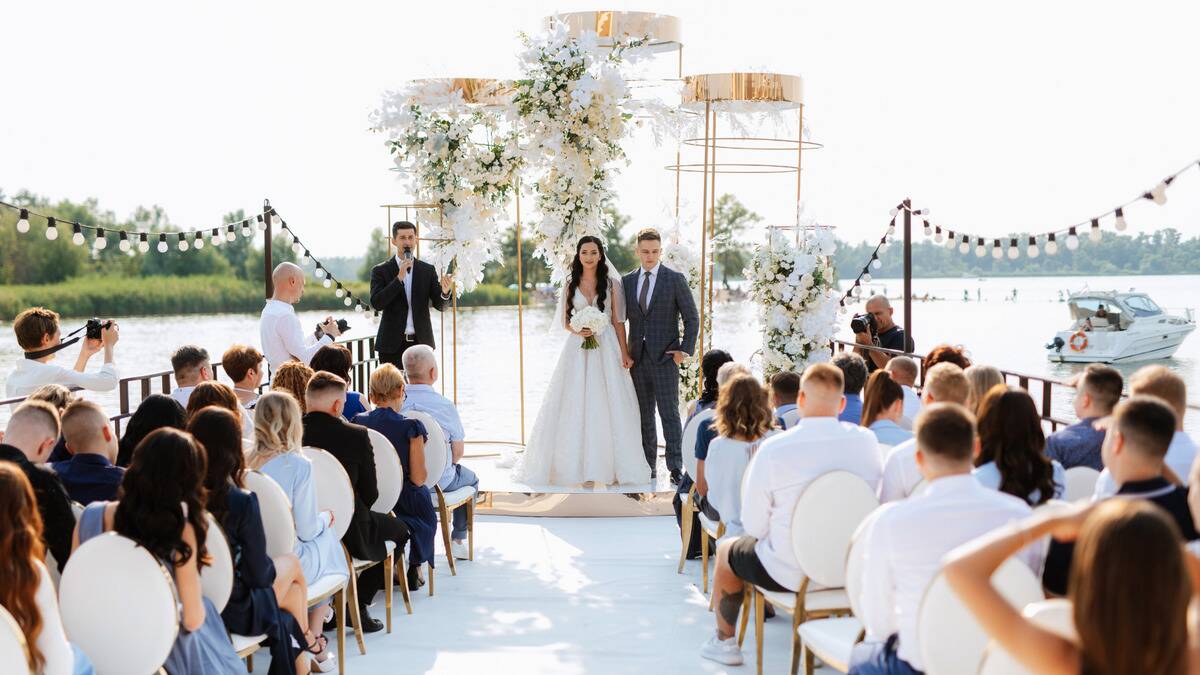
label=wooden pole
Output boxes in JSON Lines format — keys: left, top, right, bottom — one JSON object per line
{"left": 263, "top": 199, "right": 273, "bottom": 298}
{"left": 903, "top": 197, "right": 913, "bottom": 345}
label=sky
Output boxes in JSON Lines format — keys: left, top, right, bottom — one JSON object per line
{"left": 2, "top": 0, "right": 1199, "bottom": 259}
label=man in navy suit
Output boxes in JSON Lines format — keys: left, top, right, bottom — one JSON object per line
{"left": 623, "top": 228, "right": 699, "bottom": 484}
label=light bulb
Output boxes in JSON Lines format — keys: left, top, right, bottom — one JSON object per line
{"left": 1066, "top": 228, "right": 1079, "bottom": 250}
{"left": 923, "top": 221, "right": 932, "bottom": 236}
{"left": 1027, "top": 237, "right": 1039, "bottom": 258}
{"left": 335, "top": 287, "right": 345, "bottom": 298}
{"left": 118, "top": 233, "right": 131, "bottom": 252}
{"left": 138, "top": 241, "right": 149, "bottom": 253}
{"left": 315, "top": 267, "right": 325, "bottom": 279}
{"left": 241, "top": 224, "right": 253, "bottom": 238}
{"left": 194, "top": 237, "right": 204, "bottom": 250}
{"left": 16, "top": 209, "right": 30, "bottom": 233}
{"left": 959, "top": 237, "right": 969, "bottom": 254}
{"left": 344, "top": 297, "right": 353, "bottom": 307}
{"left": 1114, "top": 208, "right": 1127, "bottom": 231}
{"left": 878, "top": 241, "right": 889, "bottom": 254}
{"left": 45, "top": 220, "right": 59, "bottom": 240}
{"left": 887, "top": 222, "right": 896, "bottom": 236}
{"left": 1089, "top": 221, "right": 1102, "bottom": 243}
{"left": 863, "top": 273, "right": 873, "bottom": 284}
{"left": 94, "top": 230, "right": 107, "bottom": 249}
{"left": 226, "top": 227, "right": 237, "bottom": 242}
{"left": 975, "top": 239, "right": 986, "bottom": 257}
{"left": 257, "top": 215, "right": 267, "bottom": 231}
{"left": 991, "top": 242, "right": 1002, "bottom": 259}
{"left": 292, "top": 240, "right": 302, "bottom": 254}
{"left": 1150, "top": 181, "right": 1167, "bottom": 205}
{"left": 934, "top": 227, "right": 943, "bottom": 243}
{"left": 157, "top": 241, "right": 168, "bottom": 253}
{"left": 355, "top": 303, "right": 364, "bottom": 313}
{"left": 211, "top": 231, "right": 222, "bottom": 246}
{"left": 323, "top": 278, "right": 332, "bottom": 288}
{"left": 1045, "top": 235, "right": 1058, "bottom": 256}
{"left": 1007, "top": 245, "right": 1019, "bottom": 260}
{"left": 871, "top": 258, "right": 882, "bottom": 270}
{"left": 889, "top": 207, "right": 898, "bottom": 217}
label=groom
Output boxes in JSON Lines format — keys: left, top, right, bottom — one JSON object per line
{"left": 623, "top": 228, "right": 699, "bottom": 484}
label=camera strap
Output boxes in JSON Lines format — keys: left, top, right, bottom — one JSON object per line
{"left": 22, "top": 324, "right": 86, "bottom": 360}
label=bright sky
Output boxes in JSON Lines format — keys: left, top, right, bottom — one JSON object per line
{"left": 3, "top": 0, "right": 1199, "bottom": 258}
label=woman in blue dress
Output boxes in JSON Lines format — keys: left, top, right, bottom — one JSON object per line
{"left": 354, "top": 363, "right": 437, "bottom": 590}
{"left": 73, "top": 428, "right": 245, "bottom": 674}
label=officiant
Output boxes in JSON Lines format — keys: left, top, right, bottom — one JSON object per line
{"left": 369, "top": 220, "right": 454, "bottom": 369}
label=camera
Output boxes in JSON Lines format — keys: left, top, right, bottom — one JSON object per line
{"left": 850, "top": 312, "right": 877, "bottom": 336}
{"left": 85, "top": 318, "right": 113, "bottom": 340}
{"left": 315, "top": 318, "right": 350, "bottom": 339}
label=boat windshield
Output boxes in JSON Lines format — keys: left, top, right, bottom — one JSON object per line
{"left": 1122, "top": 295, "right": 1163, "bottom": 317}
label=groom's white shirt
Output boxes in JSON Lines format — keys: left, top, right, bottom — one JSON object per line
{"left": 636, "top": 263, "right": 660, "bottom": 308}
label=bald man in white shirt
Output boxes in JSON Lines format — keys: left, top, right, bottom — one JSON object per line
{"left": 259, "top": 262, "right": 342, "bottom": 370}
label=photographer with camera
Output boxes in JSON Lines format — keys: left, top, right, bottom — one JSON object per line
{"left": 260, "top": 262, "right": 344, "bottom": 371}
{"left": 5, "top": 308, "right": 120, "bottom": 399}
{"left": 369, "top": 221, "right": 455, "bottom": 369}
{"left": 852, "top": 295, "right": 913, "bottom": 372}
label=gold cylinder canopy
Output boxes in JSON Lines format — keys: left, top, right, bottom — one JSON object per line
{"left": 550, "top": 11, "right": 682, "bottom": 50}
{"left": 682, "top": 72, "right": 804, "bottom": 111}
{"left": 408, "top": 77, "right": 512, "bottom": 107}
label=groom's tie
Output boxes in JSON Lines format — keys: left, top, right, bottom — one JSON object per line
{"left": 639, "top": 270, "right": 651, "bottom": 313}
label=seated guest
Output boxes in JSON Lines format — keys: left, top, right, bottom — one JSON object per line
{"left": 700, "top": 364, "right": 881, "bottom": 665}
{"left": 1045, "top": 364, "right": 1121, "bottom": 471}
{"left": 878, "top": 363, "right": 971, "bottom": 502}
{"left": 190, "top": 407, "right": 314, "bottom": 675}
{"left": 169, "top": 345, "right": 212, "bottom": 408}
{"left": 693, "top": 362, "right": 751, "bottom": 501}
{"left": 248, "top": 393, "right": 348, "bottom": 648}
{"left": 949, "top": 503, "right": 1192, "bottom": 675}
{"left": 974, "top": 386, "right": 1065, "bottom": 505}
{"left": 185, "top": 381, "right": 252, "bottom": 440}
{"left": 883, "top": 356, "right": 921, "bottom": 429}
{"left": 400, "top": 345, "right": 477, "bottom": 561}
{"left": 220, "top": 344, "right": 265, "bottom": 410}
{"left": 861, "top": 370, "right": 914, "bottom": 446}
{"left": 769, "top": 371, "right": 800, "bottom": 430}
{"left": 5, "top": 307, "right": 118, "bottom": 399}
{"left": 354, "top": 364, "right": 437, "bottom": 590}
{"left": 51, "top": 401, "right": 124, "bottom": 505}
{"left": 0, "top": 402, "right": 75, "bottom": 573}
{"left": 116, "top": 394, "right": 186, "bottom": 467}
{"left": 921, "top": 343, "right": 971, "bottom": 372}
{"left": 1094, "top": 365, "right": 1195, "bottom": 498}
{"left": 702, "top": 374, "right": 774, "bottom": 538}
{"left": 676, "top": 349, "right": 734, "bottom": 560}
{"left": 302, "top": 372, "right": 410, "bottom": 632}
{"left": 271, "top": 361, "right": 315, "bottom": 414}
{"left": 833, "top": 352, "right": 868, "bottom": 424}
{"left": 0, "top": 464, "right": 94, "bottom": 675}
{"left": 26, "top": 384, "right": 75, "bottom": 463}
{"left": 310, "top": 344, "right": 370, "bottom": 421}
{"left": 849, "top": 404, "right": 1035, "bottom": 675}
{"left": 1045, "top": 396, "right": 1199, "bottom": 595}
{"left": 963, "top": 364, "right": 1004, "bottom": 417}
{"left": 73, "top": 429, "right": 246, "bottom": 674}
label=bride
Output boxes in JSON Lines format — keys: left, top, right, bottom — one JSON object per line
{"left": 514, "top": 236, "right": 651, "bottom": 486}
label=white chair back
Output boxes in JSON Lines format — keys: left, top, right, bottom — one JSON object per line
{"left": 790, "top": 471, "right": 880, "bottom": 588}
{"left": 0, "top": 605, "right": 32, "bottom": 675}
{"left": 301, "top": 447, "right": 356, "bottom": 540}
{"left": 366, "top": 428, "right": 404, "bottom": 513}
{"left": 682, "top": 408, "right": 717, "bottom": 480}
{"left": 917, "top": 558, "right": 1045, "bottom": 675}
{"left": 59, "top": 533, "right": 179, "bottom": 675}
{"left": 780, "top": 408, "right": 800, "bottom": 429}
{"left": 406, "top": 410, "right": 448, "bottom": 489}
{"left": 845, "top": 503, "right": 894, "bottom": 619}
{"left": 201, "top": 513, "right": 235, "bottom": 613}
{"left": 245, "top": 469, "right": 298, "bottom": 559}
{"left": 1064, "top": 466, "right": 1100, "bottom": 503}
{"left": 977, "top": 599, "right": 1076, "bottom": 675}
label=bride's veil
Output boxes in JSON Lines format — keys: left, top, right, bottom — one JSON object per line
{"left": 550, "top": 256, "right": 625, "bottom": 333}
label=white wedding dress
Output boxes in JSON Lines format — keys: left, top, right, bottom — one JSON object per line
{"left": 514, "top": 276, "right": 650, "bottom": 486}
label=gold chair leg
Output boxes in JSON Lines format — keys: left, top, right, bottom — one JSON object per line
{"left": 737, "top": 587, "right": 751, "bottom": 648}
{"left": 467, "top": 498, "right": 475, "bottom": 561}
{"left": 701, "top": 530, "right": 710, "bottom": 594}
{"left": 437, "top": 494, "right": 457, "bottom": 576}
{"left": 342, "top": 547, "right": 367, "bottom": 656}
{"left": 397, "top": 549, "right": 413, "bottom": 615}
{"left": 334, "top": 588, "right": 346, "bottom": 675}
{"left": 678, "top": 488, "right": 696, "bottom": 574}
{"left": 246, "top": 654, "right": 253, "bottom": 672}
{"left": 754, "top": 590, "right": 765, "bottom": 675}
{"left": 428, "top": 562, "right": 435, "bottom": 597}
{"left": 790, "top": 602, "right": 805, "bottom": 675}
{"left": 804, "top": 645, "right": 815, "bottom": 675}
{"left": 384, "top": 551, "right": 394, "bottom": 633}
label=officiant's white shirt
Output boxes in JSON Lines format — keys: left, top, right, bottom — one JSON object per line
{"left": 636, "top": 262, "right": 660, "bottom": 306}
{"left": 394, "top": 254, "right": 416, "bottom": 335}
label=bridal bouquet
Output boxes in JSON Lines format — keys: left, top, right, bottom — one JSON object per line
{"left": 569, "top": 307, "right": 608, "bottom": 350}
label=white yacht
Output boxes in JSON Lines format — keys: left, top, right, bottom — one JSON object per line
{"left": 1046, "top": 291, "right": 1195, "bottom": 363}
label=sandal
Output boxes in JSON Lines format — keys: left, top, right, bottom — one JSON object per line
{"left": 407, "top": 565, "right": 426, "bottom": 590}
{"left": 306, "top": 634, "right": 338, "bottom": 673}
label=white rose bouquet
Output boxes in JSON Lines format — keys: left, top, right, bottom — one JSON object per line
{"left": 569, "top": 306, "right": 609, "bottom": 350}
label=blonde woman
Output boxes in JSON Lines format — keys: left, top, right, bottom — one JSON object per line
{"left": 248, "top": 392, "right": 345, "bottom": 672}
{"left": 964, "top": 364, "right": 1004, "bottom": 416}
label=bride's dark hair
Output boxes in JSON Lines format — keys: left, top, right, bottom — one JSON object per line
{"left": 566, "top": 236, "right": 609, "bottom": 324}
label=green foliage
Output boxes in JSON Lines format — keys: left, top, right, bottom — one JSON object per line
{"left": 359, "top": 227, "right": 392, "bottom": 281}
{"left": 712, "top": 194, "right": 760, "bottom": 287}
{"left": 602, "top": 204, "right": 638, "bottom": 273}
{"left": 0, "top": 191, "right": 91, "bottom": 284}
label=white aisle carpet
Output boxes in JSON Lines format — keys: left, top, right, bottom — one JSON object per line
{"left": 261, "top": 516, "right": 824, "bottom": 674}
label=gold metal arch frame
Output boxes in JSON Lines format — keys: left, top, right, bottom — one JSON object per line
{"left": 552, "top": 11, "right": 682, "bottom": 52}
{"left": 406, "top": 77, "right": 513, "bottom": 108}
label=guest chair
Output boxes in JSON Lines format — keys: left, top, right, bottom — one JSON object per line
{"left": 199, "top": 513, "right": 268, "bottom": 665}
{"left": 697, "top": 511, "right": 725, "bottom": 595}
{"left": 678, "top": 408, "right": 717, "bottom": 574}
{"left": 59, "top": 533, "right": 179, "bottom": 675}
{"left": 0, "top": 606, "right": 33, "bottom": 675}
{"left": 246, "top": 469, "right": 349, "bottom": 675}
{"left": 976, "top": 599, "right": 1075, "bottom": 675}
{"left": 406, "top": 410, "right": 476, "bottom": 578}
{"left": 366, "top": 428, "right": 415, "bottom": 621}
{"left": 739, "top": 471, "right": 879, "bottom": 675}
{"left": 916, "top": 558, "right": 1044, "bottom": 675}
{"left": 1063, "top": 467, "right": 1100, "bottom": 503}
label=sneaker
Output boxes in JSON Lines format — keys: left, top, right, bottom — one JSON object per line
{"left": 699, "top": 632, "right": 744, "bottom": 665}
{"left": 451, "top": 540, "right": 470, "bottom": 560}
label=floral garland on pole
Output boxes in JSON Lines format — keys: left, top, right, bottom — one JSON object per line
{"left": 514, "top": 21, "right": 648, "bottom": 283}
{"left": 745, "top": 226, "right": 841, "bottom": 379}
{"left": 371, "top": 82, "right": 521, "bottom": 294}
{"left": 661, "top": 224, "right": 708, "bottom": 400}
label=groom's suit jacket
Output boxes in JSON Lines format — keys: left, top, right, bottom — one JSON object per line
{"left": 622, "top": 265, "right": 699, "bottom": 365}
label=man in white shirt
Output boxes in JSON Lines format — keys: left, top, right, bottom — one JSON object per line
{"left": 700, "top": 363, "right": 881, "bottom": 665}
{"left": 5, "top": 307, "right": 119, "bottom": 400}
{"left": 884, "top": 356, "right": 922, "bottom": 429}
{"left": 260, "top": 262, "right": 341, "bottom": 370}
{"left": 168, "top": 345, "right": 211, "bottom": 408}
{"left": 850, "top": 404, "right": 1034, "bottom": 675}
{"left": 878, "top": 363, "right": 970, "bottom": 503}
{"left": 1093, "top": 364, "right": 1195, "bottom": 499}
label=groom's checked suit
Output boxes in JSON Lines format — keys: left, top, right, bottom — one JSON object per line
{"left": 623, "top": 264, "right": 700, "bottom": 475}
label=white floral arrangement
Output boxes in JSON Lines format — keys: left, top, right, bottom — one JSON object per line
{"left": 745, "top": 226, "right": 841, "bottom": 379}
{"left": 514, "top": 21, "right": 649, "bottom": 283}
{"left": 661, "top": 225, "right": 708, "bottom": 400}
{"left": 371, "top": 81, "right": 522, "bottom": 294}
{"left": 568, "top": 305, "right": 608, "bottom": 349}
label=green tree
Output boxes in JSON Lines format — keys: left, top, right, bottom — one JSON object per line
{"left": 602, "top": 204, "right": 637, "bottom": 273}
{"left": 359, "top": 227, "right": 391, "bottom": 281}
{"left": 712, "top": 194, "right": 760, "bottom": 287}
{"left": 0, "top": 191, "right": 93, "bottom": 284}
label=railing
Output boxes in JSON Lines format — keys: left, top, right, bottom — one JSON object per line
{"left": 2, "top": 335, "right": 377, "bottom": 435}
{"left": 832, "top": 339, "right": 1200, "bottom": 432}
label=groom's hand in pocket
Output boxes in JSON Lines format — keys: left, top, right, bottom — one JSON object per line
{"left": 666, "top": 350, "right": 686, "bottom": 365}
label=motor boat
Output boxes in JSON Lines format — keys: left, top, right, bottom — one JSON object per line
{"left": 1046, "top": 291, "right": 1195, "bottom": 363}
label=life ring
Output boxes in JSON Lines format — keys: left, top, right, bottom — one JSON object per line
{"left": 1069, "top": 331, "right": 1088, "bottom": 352}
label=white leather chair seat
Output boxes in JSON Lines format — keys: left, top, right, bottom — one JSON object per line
{"left": 231, "top": 633, "right": 267, "bottom": 656}
{"left": 353, "top": 540, "right": 397, "bottom": 570}
{"left": 437, "top": 485, "right": 477, "bottom": 507}
{"left": 796, "top": 617, "right": 865, "bottom": 673}
{"left": 307, "top": 573, "right": 349, "bottom": 603}
{"left": 760, "top": 587, "right": 849, "bottom": 613}
{"left": 698, "top": 513, "right": 721, "bottom": 538}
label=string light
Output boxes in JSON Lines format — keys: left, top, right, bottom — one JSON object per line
{"left": 240, "top": 220, "right": 253, "bottom": 238}
{"left": 871, "top": 256, "right": 882, "bottom": 270}
{"left": 323, "top": 278, "right": 332, "bottom": 288}
{"left": 922, "top": 220, "right": 932, "bottom": 236}
{"left": 974, "top": 237, "right": 986, "bottom": 257}
{"left": 16, "top": 209, "right": 30, "bottom": 233}
{"left": 94, "top": 228, "right": 107, "bottom": 250}
{"left": 991, "top": 239, "right": 1002, "bottom": 259}
{"left": 1148, "top": 177, "right": 1172, "bottom": 205}
{"left": 862, "top": 271, "right": 873, "bottom": 283}
{"left": 335, "top": 285, "right": 345, "bottom": 298}
{"left": 1026, "top": 236, "right": 1039, "bottom": 258}
{"left": 138, "top": 233, "right": 150, "bottom": 253}
{"left": 1045, "top": 233, "right": 1058, "bottom": 255}
{"left": 355, "top": 303, "right": 365, "bottom": 313}
{"left": 887, "top": 218, "right": 896, "bottom": 236}
{"left": 118, "top": 231, "right": 131, "bottom": 252}
{"left": 256, "top": 213, "right": 266, "bottom": 232}
{"left": 933, "top": 226, "right": 943, "bottom": 243}
{"left": 1007, "top": 237, "right": 1019, "bottom": 260}
{"left": 343, "top": 296, "right": 353, "bottom": 307}
{"left": 291, "top": 236, "right": 302, "bottom": 254}
{"left": 157, "top": 233, "right": 169, "bottom": 253}
{"left": 45, "top": 217, "right": 58, "bottom": 240}
{"left": 1066, "top": 226, "right": 1080, "bottom": 251}
{"left": 226, "top": 224, "right": 237, "bottom": 242}
{"left": 1114, "top": 207, "right": 1127, "bottom": 231}
{"left": 193, "top": 234, "right": 204, "bottom": 250}
{"left": 958, "top": 234, "right": 969, "bottom": 254}
{"left": 210, "top": 228, "right": 222, "bottom": 246}
{"left": 315, "top": 265, "right": 325, "bottom": 279}
{"left": 72, "top": 223, "right": 85, "bottom": 246}
{"left": 1089, "top": 218, "right": 1102, "bottom": 243}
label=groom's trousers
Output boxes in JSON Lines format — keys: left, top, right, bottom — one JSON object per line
{"left": 630, "top": 358, "right": 684, "bottom": 473}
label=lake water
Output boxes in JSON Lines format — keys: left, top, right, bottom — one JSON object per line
{"left": 2, "top": 274, "right": 1198, "bottom": 436}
